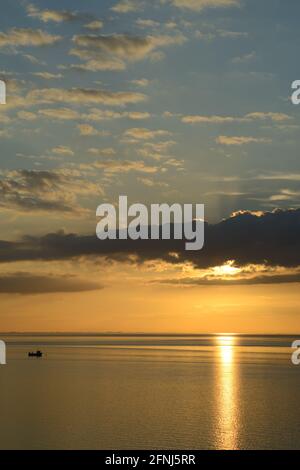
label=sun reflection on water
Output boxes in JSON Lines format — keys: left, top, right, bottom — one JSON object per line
{"left": 215, "top": 335, "right": 239, "bottom": 450}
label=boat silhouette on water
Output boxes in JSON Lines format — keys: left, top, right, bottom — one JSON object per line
{"left": 28, "top": 350, "right": 43, "bottom": 358}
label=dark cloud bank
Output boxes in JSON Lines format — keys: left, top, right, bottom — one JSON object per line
{"left": 1, "top": 209, "right": 299, "bottom": 269}
{"left": 0, "top": 273, "right": 103, "bottom": 295}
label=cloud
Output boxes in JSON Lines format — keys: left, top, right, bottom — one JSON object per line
{"left": 194, "top": 24, "right": 249, "bottom": 41}
{"left": 257, "top": 173, "right": 300, "bottom": 182}
{"left": 91, "top": 159, "right": 159, "bottom": 174}
{"left": 0, "top": 28, "right": 61, "bottom": 48}
{"left": 2, "top": 84, "right": 144, "bottom": 114}
{"left": 131, "top": 78, "right": 150, "bottom": 87}
{"left": 68, "top": 48, "right": 126, "bottom": 71}
{"left": 73, "top": 33, "right": 186, "bottom": 60}
{"left": 183, "top": 115, "right": 238, "bottom": 124}
{"left": 216, "top": 136, "right": 271, "bottom": 145}
{"left": 111, "top": 0, "right": 144, "bottom": 13}
{"left": 51, "top": 146, "right": 74, "bottom": 157}
{"left": 77, "top": 124, "right": 108, "bottom": 136}
{"left": 0, "top": 86, "right": 146, "bottom": 114}
{"left": 32, "top": 72, "right": 63, "bottom": 80}
{"left": 232, "top": 51, "right": 256, "bottom": 63}
{"left": 182, "top": 112, "right": 291, "bottom": 124}
{"left": 17, "top": 111, "right": 37, "bottom": 121}
{"left": 125, "top": 112, "right": 151, "bottom": 120}
{"left": 142, "top": 140, "right": 177, "bottom": 153}
{"left": 155, "top": 272, "right": 300, "bottom": 286}
{"left": 0, "top": 169, "right": 102, "bottom": 215}
{"left": 27, "top": 87, "right": 147, "bottom": 107}
{"left": 136, "top": 19, "right": 160, "bottom": 29}
{"left": 23, "top": 54, "right": 46, "bottom": 65}
{"left": 0, "top": 272, "right": 103, "bottom": 294}
{"left": 152, "top": 261, "right": 300, "bottom": 287}
{"left": 244, "top": 112, "right": 291, "bottom": 122}
{"left": 77, "top": 124, "right": 98, "bottom": 136}
{"left": 269, "top": 189, "right": 300, "bottom": 202}
{"left": 2, "top": 210, "right": 300, "bottom": 279}
{"left": 82, "top": 108, "right": 151, "bottom": 121}
{"left": 27, "top": 4, "right": 79, "bottom": 23}
{"left": 15, "top": 105, "right": 151, "bottom": 123}
{"left": 84, "top": 21, "right": 104, "bottom": 30}
{"left": 217, "top": 29, "right": 248, "bottom": 39}
{"left": 124, "top": 128, "right": 171, "bottom": 140}
{"left": 138, "top": 177, "right": 169, "bottom": 188}
{"left": 208, "top": 172, "right": 300, "bottom": 184}
{"left": 38, "top": 108, "right": 81, "bottom": 120}
{"left": 167, "top": 0, "right": 240, "bottom": 11}
{"left": 132, "top": 139, "right": 178, "bottom": 162}
{"left": 70, "top": 33, "right": 186, "bottom": 70}
{"left": 88, "top": 148, "right": 116, "bottom": 157}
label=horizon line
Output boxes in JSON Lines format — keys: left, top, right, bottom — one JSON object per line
{"left": 0, "top": 331, "right": 299, "bottom": 337}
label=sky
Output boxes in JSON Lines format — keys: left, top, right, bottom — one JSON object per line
{"left": 0, "top": 0, "right": 300, "bottom": 333}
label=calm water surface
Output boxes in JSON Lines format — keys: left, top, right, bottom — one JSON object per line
{"left": 0, "top": 334, "right": 299, "bottom": 449}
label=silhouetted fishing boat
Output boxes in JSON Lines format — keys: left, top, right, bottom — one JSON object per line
{"left": 28, "top": 350, "right": 43, "bottom": 358}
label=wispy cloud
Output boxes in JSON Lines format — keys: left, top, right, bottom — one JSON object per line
{"left": 90, "top": 159, "right": 159, "bottom": 174}
{"left": 216, "top": 135, "right": 272, "bottom": 145}
{"left": 82, "top": 109, "right": 151, "bottom": 121}
{"left": 131, "top": 78, "right": 150, "bottom": 87}
{"left": 0, "top": 28, "right": 61, "bottom": 48}
{"left": 182, "top": 112, "right": 291, "bottom": 124}
{"left": 111, "top": 0, "right": 144, "bottom": 14}
{"left": 124, "top": 128, "right": 171, "bottom": 140}
{"left": 27, "top": 4, "right": 79, "bottom": 23}
{"left": 32, "top": 72, "right": 63, "bottom": 80}
{"left": 38, "top": 108, "right": 81, "bottom": 120}
{"left": 17, "top": 111, "right": 37, "bottom": 121}
{"left": 84, "top": 20, "right": 104, "bottom": 30}
{"left": 88, "top": 148, "right": 116, "bottom": 157}
{"left": 28, "top": 87, "right": 147, "bottom": 106}
{"left": 51, "top": 146, "right": 74, "bottom": 157}
{"left": 69, "top": 33, "right": 186, "bottom": 70}
{"left": 257, "top": 173, "right": 300, "bottom": 182}
{"left": 232, "top": 51, "right": 256, "bottom": 63}
{"left": 166, "top": 0, "right": 240, "bottom": 12}
{"left": 67, "top": 48, "right": 126, "bottom": 71}
{"left": 23, "top": 54, "right": 46, "bottom": 65}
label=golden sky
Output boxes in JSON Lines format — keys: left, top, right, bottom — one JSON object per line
{"left": 1, "top": 0, "right": 300, "bottom": 333}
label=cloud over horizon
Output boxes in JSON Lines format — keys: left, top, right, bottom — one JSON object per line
{"left": 1, "top": 209, "right": 300, "bottom": 285}
{"left": 0, "top": 272, "right": 103, "bottom": 294}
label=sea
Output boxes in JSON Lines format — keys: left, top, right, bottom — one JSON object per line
{"left": 0, "top": 334, "right": 299, "bottom": 450}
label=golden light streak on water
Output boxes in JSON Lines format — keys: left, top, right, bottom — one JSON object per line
{"left": 215, "top": 335, "right": 239, "bottom": 449}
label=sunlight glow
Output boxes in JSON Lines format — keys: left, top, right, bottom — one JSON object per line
{"left": 212, "top": 261, "right": 241, "bottom": 277}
